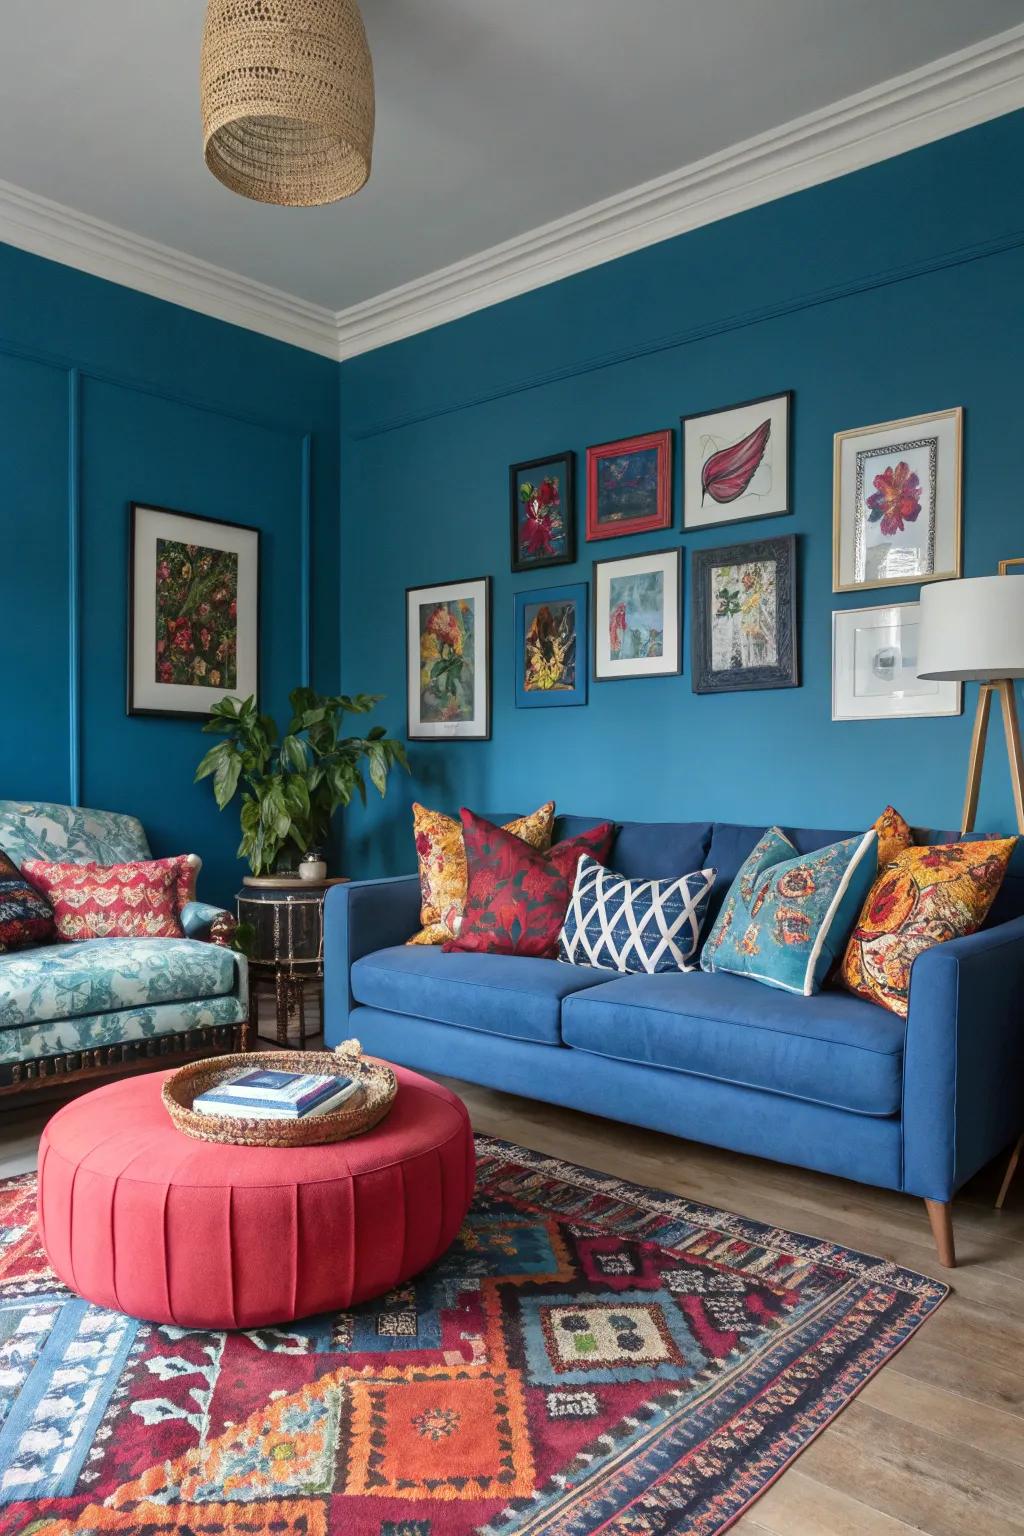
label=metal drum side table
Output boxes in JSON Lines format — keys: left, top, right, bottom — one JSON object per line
{"left": 237, "top": 876, "right": 348, "bottom": 1049}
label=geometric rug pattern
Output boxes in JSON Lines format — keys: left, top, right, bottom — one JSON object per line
{"left": 0, "top": 1139, "right": 947, "bottom": 1535}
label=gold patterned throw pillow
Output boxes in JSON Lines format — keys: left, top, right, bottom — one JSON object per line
{"left": 408, "top": 801, "right": 555, "bottom": 945}
{"left": 840, "top": 836, "right": 1016, "bottom": 1017}
{"left": 874, "top": 804, "right": 913, "bottom": 868}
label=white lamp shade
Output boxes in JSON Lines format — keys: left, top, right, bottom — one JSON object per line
{"left": 917, "top": 575, "right": 1024, "bottom": 681}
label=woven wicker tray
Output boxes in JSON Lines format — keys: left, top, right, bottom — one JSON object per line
{"left": 163, "top": 1040, "right": 397, "bottom": 1147}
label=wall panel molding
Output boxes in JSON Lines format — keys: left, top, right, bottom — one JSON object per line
{"left": 66, "top": 368, "right": 81, "bottom": 806}
{"left": 1, "top": 337, "right": 317, "bottom": 812}
{"left": 348, "top": 224, "right": 1024, "bottom": 440}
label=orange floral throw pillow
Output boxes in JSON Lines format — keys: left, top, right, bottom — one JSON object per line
{"left": 840, "top": 837, "right": 1017, "bottom": 1017}
{"left": 874, "top": 805, "right": 913, "bottom": 868}
{"left": 408, "top": 801, "right": 555, "bottom": 945}
{"left": 22, "top": 857, "right": 189, "bottom": 941}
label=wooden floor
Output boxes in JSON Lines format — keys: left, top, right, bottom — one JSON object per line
{"left": 4, "top": 1068, "right": 1024, "bottom": 1535}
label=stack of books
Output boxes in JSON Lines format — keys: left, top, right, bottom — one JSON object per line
{"left": 193, "top": 1068, "right": 361, "bottom": 1120}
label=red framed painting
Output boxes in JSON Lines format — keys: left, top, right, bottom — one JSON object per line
{"left": 585, "top": 429, "right": 673, "bottom": 541}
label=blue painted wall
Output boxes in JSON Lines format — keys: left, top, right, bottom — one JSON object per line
{"left": 1, "top": 243, "right": 341, "bottom": 907}
{"left": 338, "top": 110, "right": 1024, "bottom": 878}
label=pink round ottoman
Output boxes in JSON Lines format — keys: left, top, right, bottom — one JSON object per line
{"left": 37, "top": 1063, "right": 475, "bottom": 1328}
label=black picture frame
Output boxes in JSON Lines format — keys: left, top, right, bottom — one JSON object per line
{"left": 509, "top": 451, "right": 576, "bottom": 573}
{"left": 681, "top": 390, "right": 793, "bottom": 533}
{"left": 127, "top": 501, "right": 261, "bottom": 719}
{"left": 691, "top": 534, "right": 798, "bottom": 694}
{"left": 405, "top": 575, "right": 492, "bottom": 741}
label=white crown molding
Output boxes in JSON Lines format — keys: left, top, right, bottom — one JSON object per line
{"left": 0, "top": 178, "right": 339, "bottom": 359}
{"left": 333, "top": 22, "right": 1024, "bottom": 361}
{"left": 1, "top": 24, "right": 1022, "bottom": 363}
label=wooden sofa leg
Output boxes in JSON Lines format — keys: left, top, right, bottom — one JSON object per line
{"left": 924, "top": 1199, "right": 956, "bottom": 1268}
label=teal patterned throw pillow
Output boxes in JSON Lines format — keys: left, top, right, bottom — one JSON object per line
{"left": 700, "top": 827, "right": 878, "bottom": 996}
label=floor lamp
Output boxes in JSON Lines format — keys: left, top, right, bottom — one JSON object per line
{"left": 917, "top": 562, "right": 1024, "bottom": 1211}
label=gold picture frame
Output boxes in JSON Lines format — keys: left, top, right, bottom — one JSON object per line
{"left": 832, "top": 407, "right": 962, "bottom": 594}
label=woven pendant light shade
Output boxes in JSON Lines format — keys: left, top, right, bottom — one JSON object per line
{"left": 201, "top": 0, "right": 374, "bottom": 207}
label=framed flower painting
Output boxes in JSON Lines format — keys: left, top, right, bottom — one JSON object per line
{"left": 832, "top": 603, "right": 961, "bottom": 721}
{"left": 128, "top": 503, "right": 259, "bottom": 718}
{"left": 586, "top": 430, "right": 672, "bottom": 540}
{"left": 592, "top": 549, "right": 681, "bottom": 681}
{"left": 406, "top": 576, "right": 491, "bottom": 740}
{"left": 833, "top": 408, "right": 962, "bottom": 592}
{"left": 509, "top": 452, "right": 575, "bottom": 572}
{"left": 514, "top": 583, "right": 587, "bottom": 708}
{"left": 682, "top": 391, "right": 791, "bottom": 531}
{"left": 691, "top": 534, "right": 798, "bottom": 694}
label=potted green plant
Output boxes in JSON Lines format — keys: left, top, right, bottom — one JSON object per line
{"left": 194, "top": 688, "right": 407, "bottom": 877}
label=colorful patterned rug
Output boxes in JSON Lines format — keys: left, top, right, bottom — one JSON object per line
{"left": 0, "top": 1139, "right": 946, "bottom": 1536}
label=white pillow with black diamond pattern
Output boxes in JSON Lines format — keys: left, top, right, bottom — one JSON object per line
{"left": 558, "top": 856, "right": 717, "bottom": 975}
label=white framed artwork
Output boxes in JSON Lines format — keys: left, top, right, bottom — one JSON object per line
{"left": 832, "top": 603, "right": 961, "bottom": 721}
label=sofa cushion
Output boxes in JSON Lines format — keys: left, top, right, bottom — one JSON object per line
{"left": 22, "top": 858, "right": 188, "bottom": 942}
{"left": 0, "top": 848, "right": 55, "bottom": 952}
{"left": 704, "top": 822, "right": 855, "bottom": 923}
{"left": 700, "top": 828, "right": 877, "bottom": 996}
{"left": 351, "top": 945, "right": 611, "bottom": 1045}
{"left": 0, "top": 993, "right": 246, "bottom": 1068}
{"left": 445, "top": 814, "right": 615, "bottom": 959}
{"left": 561, "top": 970, "right": 904, "bottom": 1116}
{"left": 0, "top": 937, "right": 238, "bottom": 1029}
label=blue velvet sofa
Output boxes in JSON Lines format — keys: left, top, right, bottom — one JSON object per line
{"left": 0, "top": 800, "right": 249, "bottom": 1094}
{"left": 324, "top": 814, "right": 1024, "bottom": 1266}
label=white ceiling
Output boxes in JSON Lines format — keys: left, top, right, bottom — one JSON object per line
{"left": 2, "top": 0, "right": 1023, "bottom": 325}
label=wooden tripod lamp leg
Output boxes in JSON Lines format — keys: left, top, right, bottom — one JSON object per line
{"left": 997, "top": 679, "right": 1024, "bottom": 834}
{"left": 991, "top": 679, "right": 1024, "bottom": 1210}
{"left": 961, "top": 684, "right": 993, "bottom": 835}
{"left": 997, "top": 1135, "right": 1024, "bottom": 1212}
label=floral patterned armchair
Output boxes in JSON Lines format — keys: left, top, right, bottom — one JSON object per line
{"left": 0, "top": 800, "right": 249, "bottom": 1094}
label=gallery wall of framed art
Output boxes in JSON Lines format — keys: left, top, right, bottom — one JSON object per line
{"left": 338, "top": 114, "right": 1024, "bottom": 870}
{"left": 399, "top": 383, "right": 971, "bottom": 760}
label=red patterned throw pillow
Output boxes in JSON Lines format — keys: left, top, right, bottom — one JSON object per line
{"left": 445, "top": 811, "right": 615, "bottom": 958}
{"left": 0, "top": 848, "right": 55, "bottom": 952}
{"left": 21, "top": 857, "right": 190, "bottom": 942}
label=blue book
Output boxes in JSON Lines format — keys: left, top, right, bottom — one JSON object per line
{"left": 194, "top": 1077, "right": 360, "bottom": 1119}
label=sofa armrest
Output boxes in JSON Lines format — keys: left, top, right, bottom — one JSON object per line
{"left": 180, "top": 901, "right": 231, "bottom": 940}
{"left": 323, "top": 876, "right": 421, "bottom": 1042}
{"left": 902, "top": 915, "right": 1024, "bottom": 1201}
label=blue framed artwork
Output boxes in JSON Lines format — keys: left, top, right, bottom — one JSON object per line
{"left": 514, "top": 583, "right": 588, "bottom": 708}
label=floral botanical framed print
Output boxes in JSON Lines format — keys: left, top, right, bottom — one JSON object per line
{"left": 593, "top": 548, "right": 681, "bottom": 681}
{"left": 586, "top": 430, "right": 672, "bottom": 541}
{"left": 128, "top": 503, "right": 259, "bottom": 718}
{"left": 682, "top": 391, "right": 791, "bottom": 531}
{"left": 691, "top": 534, "right": 798, "bottom": 694}
{"left": 514, "top": 583, "right": 587, "bottom": 708}
{"left": 407, "top": 576, "right": 491, "bottom": 740}
{"left": 509, "top": 452, "right": 575, "bottom": 572}
{"left": 832, "top": 603, "right": 961, "bottom": 721}
{"left": 833, "top": 407, "right": 962, "bottom": 592}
